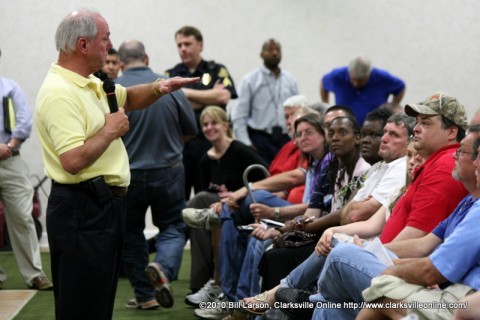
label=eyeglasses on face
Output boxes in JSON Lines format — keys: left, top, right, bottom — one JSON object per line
{"left": 454, "top": 147, "right": 477, "bottom": 160}
{"left": 295, "top": 128, "right": 317, "bottom": 139}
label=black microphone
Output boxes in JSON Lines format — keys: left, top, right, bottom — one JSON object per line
{"left": 102, "top": 79, "right": 118, "bottom": 113}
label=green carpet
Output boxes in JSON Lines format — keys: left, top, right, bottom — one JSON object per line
{"left": 0, "top": 250, "right": 198, "bottom": 319}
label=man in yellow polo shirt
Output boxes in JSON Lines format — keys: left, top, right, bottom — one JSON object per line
{"left": 35, "top": 9, "right": 197, "bottom": 320}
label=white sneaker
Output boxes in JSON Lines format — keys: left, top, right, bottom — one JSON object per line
{"left": 194, "top": 293, "right": 230, "bottom": 319}
{"left": 182, "top": 208, "right": 220, "bottom": 230}
{"left": 185, "top": 279, "right": 223, "bottom": 306}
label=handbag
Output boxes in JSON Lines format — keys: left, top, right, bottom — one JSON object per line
{"left": 272, "top": 230, "right": 319, "bottom": 248}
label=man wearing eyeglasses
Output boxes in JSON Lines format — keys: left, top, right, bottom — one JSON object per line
{"left": 300, "top": 93, "right": 471, "bottom": 320}
{"left": 354, "top": 114, "right": 480, "bottom": 320}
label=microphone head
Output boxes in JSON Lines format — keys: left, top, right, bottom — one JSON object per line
{"left": 94, "top": 70, "right": 108, "bottom": 81}
{"left": 102, "top": 78, "right": 116, "bottom": 94}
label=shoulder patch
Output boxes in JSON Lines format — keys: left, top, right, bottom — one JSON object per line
{"left": 218, "top": 67, "right": 229, "bottom": 78}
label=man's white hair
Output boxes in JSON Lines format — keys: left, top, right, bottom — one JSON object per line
{"left": 283, "top": 95, "right": 310, "bottom": 109}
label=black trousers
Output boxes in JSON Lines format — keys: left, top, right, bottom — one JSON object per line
{"left": 47, "top": 184, "right": 125, "bottom": 320}
{"left": 258, "top": 242, "right": 317, "bottom": 292}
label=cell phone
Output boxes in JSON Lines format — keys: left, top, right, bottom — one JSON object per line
{"left": 88, "top": 176, "right": 113, "bottom": 205}
{"left": 237, "top": 225, "right": 255, "bottom": 234}
{"left": 260, "top": 219, "right": 285, "bottom": 229}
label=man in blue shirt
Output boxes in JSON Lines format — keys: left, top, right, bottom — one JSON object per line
{"left": 0, "top": 48, "right": 53, "bottom": 290}
{"left": 320, "top": 55, "right": 405, "bottom": 125}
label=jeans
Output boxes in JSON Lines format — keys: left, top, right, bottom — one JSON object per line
{"left": 311, "top": 243, "right": 390, "bottom": 319}
{"left": 280, "top": 251, "right": 325, "bottom": 290}
{"left": 122, "top": 164, "right": 186, "bottom": 302}
{"left": 219, "top": 190, "right": 291, "bottom": 301}
{"left": 236, "top": 237, "right": 272, "bottom": 300}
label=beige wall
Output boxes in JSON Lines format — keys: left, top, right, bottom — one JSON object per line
{"left": 1, "top": 0, "right": 479, "bottom": 246}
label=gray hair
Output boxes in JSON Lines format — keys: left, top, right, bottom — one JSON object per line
{"left": 469, "top": 109, "right": 480, "bottom": 133}
{"left": 118, "top": 40, "right": 147, "bottom": 65}
{"left": 283, "top": 95, "right": 310, "bottom": 109}
{"left": 348, "top": 55, "right": 372, "bottom": 78}
{"left": 308, "top": 101, "right": 329, "bottom": 115}
{"left": 55, "top": 9, "right": 100, "bottom": 53}
{"left": 387, "top": 112, "right": 416, "bottom": 138}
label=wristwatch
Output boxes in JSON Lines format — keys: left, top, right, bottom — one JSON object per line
{"left": 274, "top": 207, "right": 281, "bottom": 220}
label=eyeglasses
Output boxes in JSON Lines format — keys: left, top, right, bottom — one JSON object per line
{"left": 454, "top": 147, "right": 477, "bottom": 160}
{"left": 295, "top": 128, "right": 317, "bottom": 139}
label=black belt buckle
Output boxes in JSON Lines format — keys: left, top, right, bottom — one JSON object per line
{"left": 87, "top": 176, "right": 113, "bottom": 205}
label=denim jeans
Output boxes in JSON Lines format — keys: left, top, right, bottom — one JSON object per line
{"left": 219, "top": 190, "right": 291, "bottom": 301}
{"left": 311, "top": 243, "right": 390, "bottom": 319}
{"left": 236, "top": 237, "right": 272, "bottom": 300}
{"left": 280, "top": 251, "right": 325, "bottom": 290}
{"left": 122, "top": 164, "right": 186, "bottom": 302}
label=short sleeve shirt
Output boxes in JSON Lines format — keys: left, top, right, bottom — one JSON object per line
{"left": 35, "top": 64, "right": 130, "bottom": 186}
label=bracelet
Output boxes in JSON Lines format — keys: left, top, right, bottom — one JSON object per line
{"left": 152, "top": 78, "right": 164, "bottom": 96}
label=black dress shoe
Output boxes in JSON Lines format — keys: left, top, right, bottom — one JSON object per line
{"left": 274, "top": 288, "right": 314, "bottom": 320}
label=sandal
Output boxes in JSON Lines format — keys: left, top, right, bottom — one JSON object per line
{"left": 242, "top": 291, "right": 272, "bottom": 315}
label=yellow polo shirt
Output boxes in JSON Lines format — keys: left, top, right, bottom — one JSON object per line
{"left": 35, "top": 63, "right": 130, "bottom": 187}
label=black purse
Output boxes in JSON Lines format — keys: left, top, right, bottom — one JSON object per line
{"left": 272, "top": 230, "right": 319, "bottom": 248}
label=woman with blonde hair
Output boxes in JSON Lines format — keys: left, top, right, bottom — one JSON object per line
{"left": 184, "top": 106, "right": 268, "bottom": 304}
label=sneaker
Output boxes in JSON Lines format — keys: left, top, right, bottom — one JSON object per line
{"left": 186, "top": 279, "right": 223, "bottom": 307}
{"left": 182, "top": 208, "right": 220, "bottom": 230}
{"left": 125, "top": 298, "right": 160, "bottom": 310}
{"left": 29, "top": 275, "right": 53, "bottom": 290}
{"left": 194, "top": 293, "right": 230, "bottom": 319}
{"left": 145, "top": 262, "right": 174, "bottom": 308}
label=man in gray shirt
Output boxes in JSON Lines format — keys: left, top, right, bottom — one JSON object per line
{"left": 116, "top": 40, "right": 197, "bottom": 310}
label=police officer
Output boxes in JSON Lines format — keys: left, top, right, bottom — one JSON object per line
{"left": 165, "top": 25, "right": 237, "bottom": 298}
{"left": 166, "top": 25, "right": 237, "bottom": 198}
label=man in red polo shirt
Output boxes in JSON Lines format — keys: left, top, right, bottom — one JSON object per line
{"left": 380, "top": 92, "right": 469, "bottom": 242}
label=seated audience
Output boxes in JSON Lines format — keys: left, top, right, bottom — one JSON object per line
{"left": 357, "top": 131, "right": 480, "bottom": 320}
{"left": 245, "top": 112, "right": 413, "bottom": 310}
{"left": 245, "top": 107, "right": 476, "bottom": 320}
{"left": 184, "top": 95, "right": 308, "bottom": 301}
{"left": 287, "top": 93, "right": 471, "bottom": 320}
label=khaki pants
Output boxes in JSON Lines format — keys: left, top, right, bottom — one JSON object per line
{"left": 362, "top": 275, "right": 475, "bottom": 320}
{"left": 0, "top": 155, "right": 42, "bottom": 286}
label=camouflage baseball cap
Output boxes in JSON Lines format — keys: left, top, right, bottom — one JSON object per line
{"left": 404, "top": 92, "right": 468, "bottom": 130}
